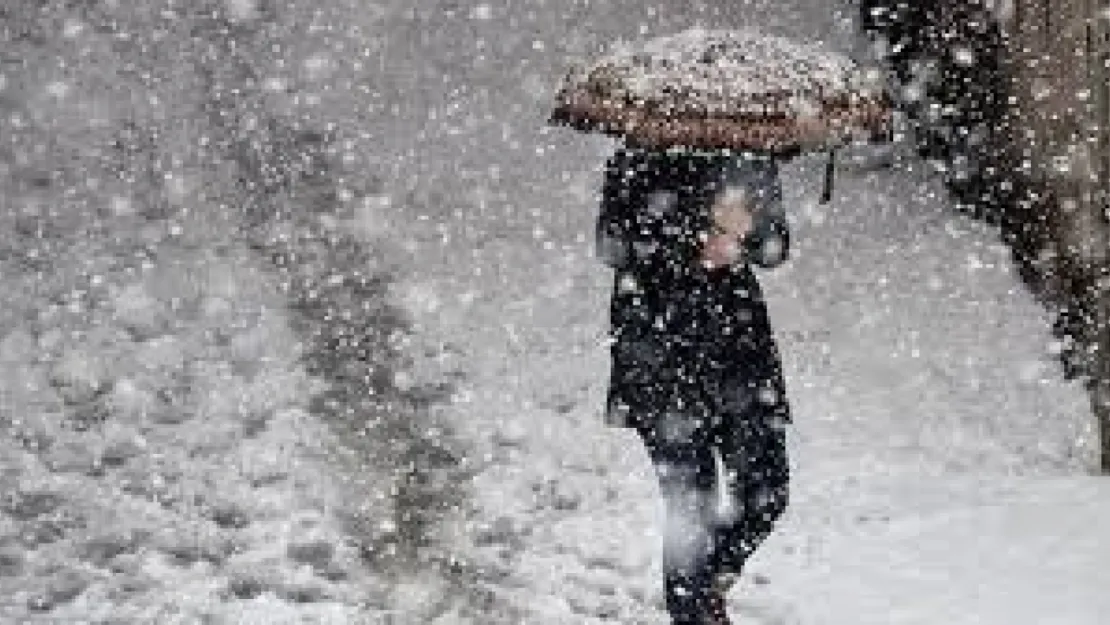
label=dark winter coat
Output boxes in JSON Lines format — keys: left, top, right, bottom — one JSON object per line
{"left": 598, "top": 147, "right": 792, "bottom": 432}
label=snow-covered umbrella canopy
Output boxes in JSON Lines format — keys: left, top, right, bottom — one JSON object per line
{"left": 550, "top": 28, "right": 891, "bottom": 154}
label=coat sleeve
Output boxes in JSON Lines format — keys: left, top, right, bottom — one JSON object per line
{"left": 596, "top": 151, "right": 637, "bottom": 269}
{"left": 720, "top": 159, "right": 791, "bottom": 269}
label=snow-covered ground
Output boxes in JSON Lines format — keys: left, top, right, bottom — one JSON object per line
{"left": 390, "top": 145, "right": 1104, "bottom": 623}
{"left": 372, "top": 1, "right": 1103, "bottom": 623}
{"left": 0, "top": 2, "right": 464, "bottom": 622}
{"left": 0, "top": 0, "right": 1103, "bottom": 623}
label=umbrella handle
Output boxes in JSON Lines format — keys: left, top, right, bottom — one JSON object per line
{"left": 819, "top": 148, "right": 836, "bottom": 204}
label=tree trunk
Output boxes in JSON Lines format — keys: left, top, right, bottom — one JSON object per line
{"left": 1089, "top": 0, "right": 1110, "bottom": 472}
{"left": 1003, "top": 0, "right": 1110, "bottom": 472}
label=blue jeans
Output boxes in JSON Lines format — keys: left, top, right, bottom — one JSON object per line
{"left": 636, "top": 416, "right": 789, "bottom": 624}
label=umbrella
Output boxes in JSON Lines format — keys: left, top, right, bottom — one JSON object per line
{"left": 549, "top": 28, "right": 892, "bottom": 156}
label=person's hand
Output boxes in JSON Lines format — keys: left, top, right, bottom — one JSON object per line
{"left": 699, "top": 191, "right": 753, "bottom": 269}
{"left": 700, "top": 233, "right": 742, "bottom": 270}
{"left": 711, "top": 191, "right": 754, "bottom": 238}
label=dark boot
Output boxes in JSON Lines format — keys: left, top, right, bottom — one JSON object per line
{"left": 705, "top": 588, "right": 732, "bottom": 625}
{"left": 704, "top": 571, "right": 739, "bottom": 625}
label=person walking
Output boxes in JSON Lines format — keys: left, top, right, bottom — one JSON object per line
{"left": 597, "top": 145, "right": 793, "bottom": 625}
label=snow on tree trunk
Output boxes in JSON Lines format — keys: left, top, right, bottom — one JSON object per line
{"left": 1090, "top": 0, "right": 1110, "bottom": 473}
{"left": 864, "top": 0, "right": 1109, "bottom": 471}
{"left": 1001, "top": 0, "right": 1110, "bottom": 472}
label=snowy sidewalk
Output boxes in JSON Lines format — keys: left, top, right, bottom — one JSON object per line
{"left": 387, "top": 144, "right": 1102, "bottom": 624}
{"left": 344, "top": 0, "right": 1102, "bottom": 621}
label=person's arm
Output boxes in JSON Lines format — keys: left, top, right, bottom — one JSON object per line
{"left": 699, "top": 188, "right": 754, "bottom": 270}
{"left": 701, "top": 159, "right": 791, "bottom": 270}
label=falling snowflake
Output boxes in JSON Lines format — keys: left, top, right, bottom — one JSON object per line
{"left": 951, "top": 45, "right": 976, "bottom": 67}
{"left": 45, "top": 81, "right": 70, "bottom": 99}
{"left": 224, "top": 0, "right": 261, "bottom": 22}
{"left": 110, "top": 196, "right": 134, "bottom": 217}
{"left": 470, "top": 4, "right": 493, "bottom": 20}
